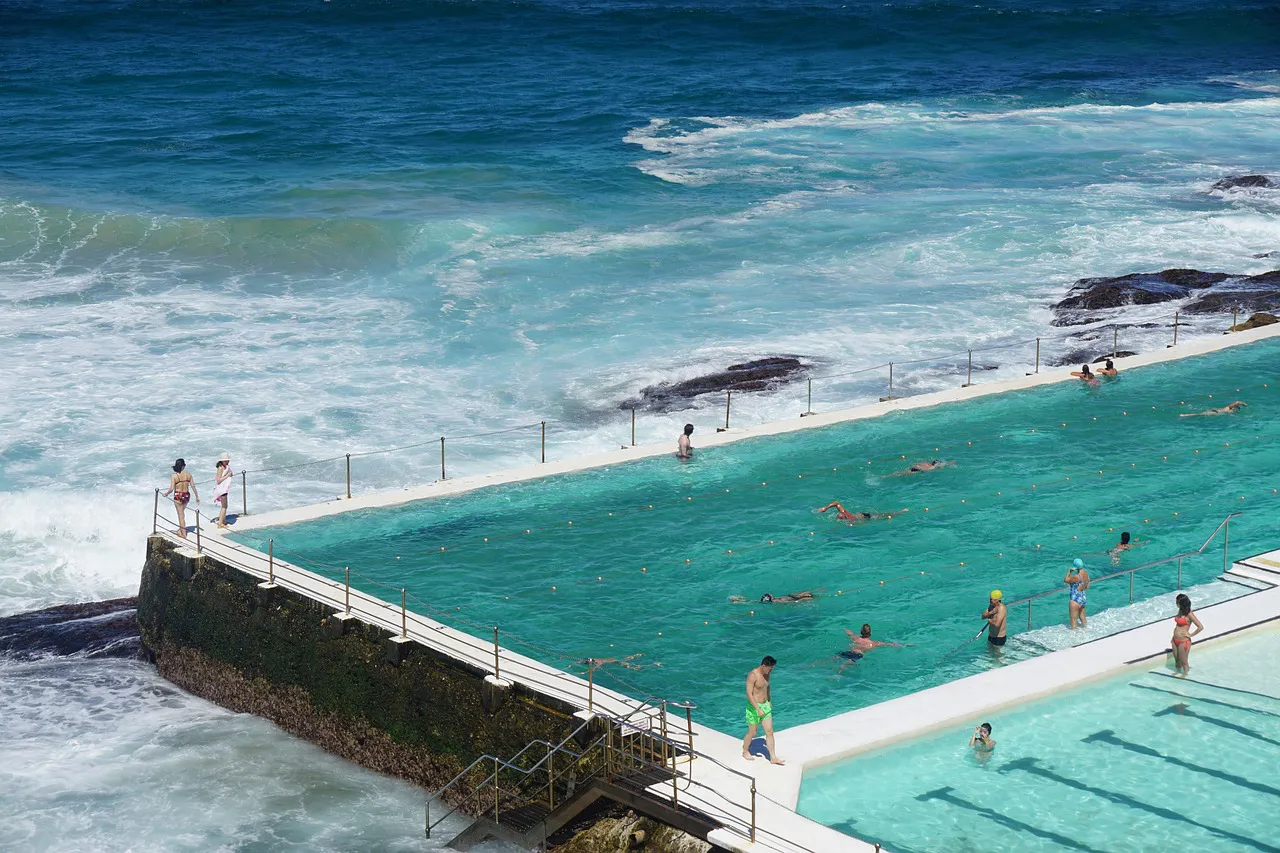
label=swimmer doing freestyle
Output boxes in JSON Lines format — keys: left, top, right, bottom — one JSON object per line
{"left": 731, "top": 591, "right": 817, "bottom": 605}
{"left": 837, "top": 624, "right": 901, "bottom": 673}
{"left": 818, "top": 502, "right": 909, "bottom": 523}
{"left": 889, "top": 459, "right": 953, "bottom": 477}
{"left": 1180, "top": 400, "right": 1246, "bottom": 417}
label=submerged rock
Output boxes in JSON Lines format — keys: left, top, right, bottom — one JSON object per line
{"left": 1211, "top": 174, "right": 1276, "bottom": 191}
{"left": 621, "top": 357, "right": 809, "bottom": 412}
{"left": 0, "top": 597, "right": 139, "bottom": 660}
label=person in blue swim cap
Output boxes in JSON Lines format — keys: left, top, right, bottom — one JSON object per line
{"left": 1066, "top": 558, "right": 1090, "bottom": 630}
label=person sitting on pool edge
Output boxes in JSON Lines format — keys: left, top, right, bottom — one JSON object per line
{"left": 969, "top": 722, "right": 996, "bottom": 759}
{"left": 731, "top": 591, "right": 818, "bottom": 604}
{"left": 818, "top": 501, "right": 909, "bottom": 523}
{"left": 889, "top": 459, "right": 953, "bottom": 477}
{"left": 981, "top": 590, "right": 1007, "bottom": 648}
{"left": 1180, "top": 400, "right": 1247, "bottom": 417}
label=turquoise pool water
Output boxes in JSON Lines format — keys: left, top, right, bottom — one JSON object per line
{"left": 240, "top": 339, "right": 1280, "bottom": 733}
{"left": 798, "top": 625, "right": 1280, "bottom": 853}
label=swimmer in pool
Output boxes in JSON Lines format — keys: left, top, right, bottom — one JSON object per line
{"left": 818, "top": 502, "right": 909, "bottom": 523}
{"left": 1180, "top": 400, "right": 1247, "bottom": 417}
{"left": 731, "top": 591, "right": 817, "bottom": 605}
{"left": 1071, "top": 364, "right": 1095, "bottom": 381}
{"left": 574, "top": 654, "right": 657, "bottom": 671}
{"left": 889, "top": 460, "right": 953, "bottom": 477}
{"left": 837, "top": 624, "right": 901, "bottom": 673}
{"left": 970, "top": 722, "right": 996, "bottom": 760}
{"left": 1098, "top": 359, "right": 1119, "bottom": 377}
{"left": 1110, "top": 531, "right": 1140, "bottom": 564}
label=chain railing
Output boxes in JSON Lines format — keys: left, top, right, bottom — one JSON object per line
{"left": 1005, "top": 512, "right": 1243, "bottom": 632}
{"left": 167, "top": 306, "right": 1260, "bottom": 520}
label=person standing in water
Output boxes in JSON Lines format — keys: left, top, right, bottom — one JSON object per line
{"left": 1098, "top": 359, "right": 1119, "bottom": 377}
{"left": 1065, "top": 558, "right": 1090, "bottom": 630}
{"left": 1171, "top": 593, "right": 1204, "bottom": 677}
{"left": 213, "top": 453, "right": 233, "bottom": 529}
{"left": 981, "top": 590, "right": 1007, "bottom": 649}
{"left": 742, "top": 656, "right": 784, "bottom": 765}
{"left": 677, "top": 423, "right": 694, "bottom": 459}
{"left": 162, "top": 458, "right": 199, "bottom": 538}
{"left": 969, "top": 722, "right": 996, "bottom": 759}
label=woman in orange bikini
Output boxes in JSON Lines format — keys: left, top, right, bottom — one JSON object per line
{"left": 162, "top": 458, "right": 199, "bottom": 539}
{"left": 1171, "top": 593, "right": 1203, "bottom": 677}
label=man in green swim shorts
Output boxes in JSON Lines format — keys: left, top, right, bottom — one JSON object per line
{"left": 742, "top": 655, "right": 785, "bottom": 765}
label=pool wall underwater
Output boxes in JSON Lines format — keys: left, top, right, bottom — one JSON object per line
{"left": 152, "top": 325, "right": 1280, "bottom": 853}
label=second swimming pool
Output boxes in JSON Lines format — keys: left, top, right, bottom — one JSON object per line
{"left": 237, "top": 338, "right": 1280, "bottom": 733}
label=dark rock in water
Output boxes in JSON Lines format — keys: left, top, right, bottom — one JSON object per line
{"left": 1251, "top": 251, "right": 1280, "bottom": 259}
{"left": 1050, "top": 314, "right": 1110, "bottom": 328}
{"left": 1211, "top": 175, "right": 1276, "bottom": 191}
{"left": 1230, "top": 312, "right": 1280, "bottom": 331}
{"left": 1054, "top": 269, "right": 1230, "bottom": 313}
{"left": 1049, "top": 350, "right": 1138, "bottom": 368}
{"left": 1182, "top": 270, "right": 1280, "bottom": 315}
{"left": 621, "top": 357, "right": 809, "bottom": 412}
{"left": 0, "top": 597, "right": 140, "bottom": 660}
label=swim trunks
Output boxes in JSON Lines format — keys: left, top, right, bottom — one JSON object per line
{"left": 745, "top": 701, "right": 772, "bottom": 726}
{"left": 988, "top": 634, "right": 1007, "bottom": 647}
{"left": 838, "top": 650, "right": 863, "bottom": 661}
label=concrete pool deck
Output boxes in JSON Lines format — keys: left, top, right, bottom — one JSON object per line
{"left": 232, "top": 321, "right": 1280, "bottom": 534}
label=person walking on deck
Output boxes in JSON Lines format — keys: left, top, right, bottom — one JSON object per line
{"left": 742, "top": 656, "right": 784, "bottom": 764}
{"left": 162, "top": 458, "right": 199, "bottom": 538}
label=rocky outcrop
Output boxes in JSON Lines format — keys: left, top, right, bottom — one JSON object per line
{"left": 1211, "top": 175, "right": 1276, "bottom": 191}
{"left": 1052, "top": 268, "right": 1280, "bottom": 322}
{"left": 0, "top": 597, "right": 139, "bottom": 660}
{"left": 554, "top": 809, "right": 711, "bottom": 853}
{"left": 1229, "top": 312, "right": 1279, "bottom": 332}
{"left": 621, "top": 357, "right": 808, "bottom": 412}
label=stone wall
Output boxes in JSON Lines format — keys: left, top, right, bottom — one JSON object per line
{"left": 136, "top": 535, "right": 578, "bottom": 795}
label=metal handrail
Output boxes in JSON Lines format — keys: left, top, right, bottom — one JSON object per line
{"left": 1004, "top": 512, "right": 1242, "bottom": 629}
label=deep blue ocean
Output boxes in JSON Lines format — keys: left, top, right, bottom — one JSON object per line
{"left": 1, "top": 1, "right": 1278, "bottom": 848}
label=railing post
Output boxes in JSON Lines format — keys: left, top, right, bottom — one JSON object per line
{"left": 195, "top": 509, "right": 202, "bottom": 553}
{"left": 401, "top": 588, "right": 407, "bottom": 639}
{"left": 660, "top": 700, "right": 669, "bottom": 768}
{"left": 963, "top": 349, "right": 973, "bottom": 387}
{"left": 493, "top": 627, "right": 501, "bottom": 680}
{"left": 671, "top": 752, "right": 679, "bottom": 807}
{"left": 587, "top": 659, "right": 595, "bottom": 711}
{"left": 547, "top": 743, "right": 555, "bottom": 810}
{"left": 1112, "top": 327, "right": 1118, "bottom": 359}
{"left": 425, "top": 800, "right": 430, "bottom": 839}
{"left": 344, "top": 566, "right": 350, "bottom": 613}
{"left": 439, "top": 436, "right": 446, "bottom": 480}
{"left": 1233, "top": 305, "right": 1238, "bottom": 332}
{"left": 345, "top": 453, "right": 351, "bottom": 499}
{"left": 1224, "top": 516, "right": 1230, "bottom": 572}
{"left": 888, "top": 362, "right": 894, "bottom": 399}
{"left": 725, "top": 390, "right": 732, "bottom": 430}
{"left": 153, "top": 488, "right": 159, "bottom": 534}
{"left": 541, "top": 421, "right": 546, "bottom": 463}
{"left": 807, "top": 377, "right": 813, "bottom": 415}
{"left": 1173, "top": 310, "right": 1179, "bottom": 347}
{"left": 630, "top": 408, "right": 636, "bottom": 446}
{"left": 494, "top": 756, "right": 500, "bottom": 822}
{"left": 268, "top": 539, "right": 274, "bottom": 584}
{"left": 750, "top": 780, "right": 757, "bottom": 843}
{"left": 1129, "top": 570, "right": 1134, "bottom": 603}
{"left": 1034, "top": 338, "right": 1040, "bottom": 373}
{"left": 605, "top": 722, "right": 614, "bottom": 782}
{"left": 241, "top": 470, "right": 247, "bottom": 517}
{"left": 1177, "top": 557, "right": 1183, "bottom": 590}
{"left": 1027, "top": 599, "right": 1032, "bottom": 630}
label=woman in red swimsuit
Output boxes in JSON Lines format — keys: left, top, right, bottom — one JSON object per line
{"left": 1171, "top": 593, "right": 1203, "bottom": 677}
{"left": 162, "top": 458, "right": 199, "bottom": 539}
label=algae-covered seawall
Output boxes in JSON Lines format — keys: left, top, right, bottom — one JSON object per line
{"left": 137, "top": 535, "right": 576, "bottom": 793}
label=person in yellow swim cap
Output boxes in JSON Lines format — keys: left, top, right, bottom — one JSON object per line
{"left": 982, "top": 590, "right": 1007, "bottom": 649}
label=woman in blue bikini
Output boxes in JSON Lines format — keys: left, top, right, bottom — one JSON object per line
{"left": 1065, "top": 558, "right": 1090, "bottom": 629}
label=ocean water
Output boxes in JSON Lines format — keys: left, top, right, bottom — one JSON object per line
{"left": 2, "top": 0, "right": 1279, "bottom": 847}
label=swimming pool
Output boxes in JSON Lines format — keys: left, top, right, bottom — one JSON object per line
{"left": 798, "top": 625, "right": 1280, "bottom": 853}
{"left": 237, "top": 338, "right": 1280, "bottom": 733}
